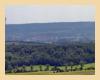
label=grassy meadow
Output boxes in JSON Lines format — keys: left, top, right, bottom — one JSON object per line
{"left": 6, "top": 63, "right": 95, "bottom": 75}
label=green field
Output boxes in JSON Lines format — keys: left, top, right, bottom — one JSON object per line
{"left": 6, "top": 70, "right": 94, "bottom": 75}
{"left": 6, "top": 63, "right": 95, "bottom": 75}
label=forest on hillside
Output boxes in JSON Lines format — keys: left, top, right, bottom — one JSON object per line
{"left": 5, "top": 41, "right": 95, "bottom": 72}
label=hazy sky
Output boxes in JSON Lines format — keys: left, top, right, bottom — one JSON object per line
{"left": 6, "top": 5, "right": 95, "bottom": 24}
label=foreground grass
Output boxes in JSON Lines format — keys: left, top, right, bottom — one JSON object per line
{"left": 11, "top": 63, "right": 95, "bottom": 71}
{"left": 6, "top": 63, "right": 95, "bottom": 75}
{"left": 6, "top": 70, "right": 95, "bottom": 75}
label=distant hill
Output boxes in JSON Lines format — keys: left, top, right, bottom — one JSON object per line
{"left": 5, "top": 22, "right": 95, "bottom": 43}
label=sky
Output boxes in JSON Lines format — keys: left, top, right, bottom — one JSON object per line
{"left": 6, "top": 5, "right": 95, "bottom": 24}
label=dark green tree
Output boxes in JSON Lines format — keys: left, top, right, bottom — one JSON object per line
{"left": 65, "top": 65, "right": 68, "bottom": 72}
{"left": 80, "top": 61, "right": 85, "bottom": 70}
{"left": 7, "top": 65, "right": 13, "bottom": 73}
{"left": 45, "top": 64, "right": 50, "bottom": 71}
{"left": 70, "top": 62, "right": 74, "bottom": 71}
{"left": 39, "top": 65, "right": 43, "bottom": 71}
{"left": 22, "top": 65, "right": 26, "bottom": 72}
{"left": 30, "top": 65, "right": 34, "bottom": 72}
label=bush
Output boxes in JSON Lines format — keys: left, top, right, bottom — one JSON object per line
{"left": 51, "top": 67, "right": 64, "bottom": 72}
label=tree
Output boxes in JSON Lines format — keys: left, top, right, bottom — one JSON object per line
{"left": 45, "top": 64, "right": 50, "bottom": 71}
{"left": 14, "top": 65, "right": 19, "bottom": 73}
{"left": 70, "top": 62, "right": 74, "bottom": 71}
{"left": 22, "top": 65, "right": 26, "bottom": 72}
{"left": 30, "top": 65, "right": 34, "bottom": 72}
{"left": 80, "top": 61, "right": 85, "bottom": 70}
{"left": 7, "top": 65, "right": 13, "bottom": 73}
{"left": 54, "top": 66, "right": 57, "bottom": 71}
{"left": 39, "top": 65, "right": 43, "bottom": 71}
{"left": 65, "top": 65, "right": 68, "bottom": 72}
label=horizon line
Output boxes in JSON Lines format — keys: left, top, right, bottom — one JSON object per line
{"left": 6, "top": 21, "right": 95, "bottom": 25}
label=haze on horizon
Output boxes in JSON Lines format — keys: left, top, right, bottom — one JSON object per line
{"left": 6, "top": 5, "right": 95, "bottom": 24}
